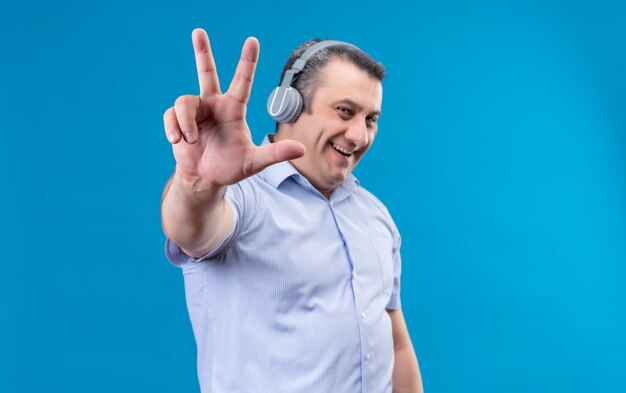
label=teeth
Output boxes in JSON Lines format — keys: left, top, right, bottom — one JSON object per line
{"left": 332, "top": 143, "right": 353, "bottom": 155}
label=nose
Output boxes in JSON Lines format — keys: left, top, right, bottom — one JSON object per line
{"left": 345, "top": 117, "right": 369, "bottom": 148}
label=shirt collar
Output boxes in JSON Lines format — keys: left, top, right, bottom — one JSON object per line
{"left": 258, "top": 134, "right": 360, "bottom": 198}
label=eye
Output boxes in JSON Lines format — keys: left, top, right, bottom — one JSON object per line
{"left": 336, "top": 106, "right": 354, "bottom": 117}
{"left": 366, "top": 115, "right": 379, "bottom": 125}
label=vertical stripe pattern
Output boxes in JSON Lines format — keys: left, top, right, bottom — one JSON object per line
{"left": 165, "top": 135, "right": 402, "bottom": 393}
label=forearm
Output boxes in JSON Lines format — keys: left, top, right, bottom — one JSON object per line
{"left": 161, "top": 170, "right": 231, "bottom": 257}
{"left": 392, "top": 343, "right": 423, "bottom": 393}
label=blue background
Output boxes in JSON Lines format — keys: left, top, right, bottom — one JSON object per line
{"left": 1, "top": 0, "right": 624, "bottom": 392}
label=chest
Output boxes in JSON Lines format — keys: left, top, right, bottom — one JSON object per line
{"left": 231, "top": 190, "right": 394, "bottom": 298}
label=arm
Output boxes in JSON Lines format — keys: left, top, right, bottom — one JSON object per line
{"left": 389, "top": 308, "right": 424, "bottom": 393}
{"left": 160, "top": 172, "right": 233, "bottom": 258}
{"left": 160, "top": 29, "right": 305, "bottom": 257}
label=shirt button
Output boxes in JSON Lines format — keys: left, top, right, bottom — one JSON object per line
{"left": 361, "top": 312, "right": 367, "bottom": 320}
{"left": 365, "top": 353, "right": 372, "bottom": 361}
{"left": 352, "top": 271, "right": 358, "bottom": 279}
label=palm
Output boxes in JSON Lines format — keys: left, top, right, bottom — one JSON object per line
{"left": 165, "top": 29, "right": 304, "bottom": 187}
{"left": 173, "top": 95, "right": 255, "bottom": 186}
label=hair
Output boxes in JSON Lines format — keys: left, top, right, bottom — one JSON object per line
{"left": 275, "top": 38, "right": 386, "bottom": 130}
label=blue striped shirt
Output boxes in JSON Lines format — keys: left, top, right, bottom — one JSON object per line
{"left": 165, "top": 135, "right": 402, "bottom": 393}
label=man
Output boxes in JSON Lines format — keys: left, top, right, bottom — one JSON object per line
{"left": 161, "top": 28, "right": 423, "bottom": 393}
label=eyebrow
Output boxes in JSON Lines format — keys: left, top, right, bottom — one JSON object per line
{"left": 331, "top": 99, "right": 382, "bottom": 117}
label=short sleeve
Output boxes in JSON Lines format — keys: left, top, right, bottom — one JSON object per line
{"left": 163, "top": 181, "right": 255, "bottom": 267}
{"left": 385, "top": 225, "right": 402, "bottom": 310}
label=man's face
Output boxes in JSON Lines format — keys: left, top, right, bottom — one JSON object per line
{"left": 283, "top": 58, "right": 383, "bottom": 197}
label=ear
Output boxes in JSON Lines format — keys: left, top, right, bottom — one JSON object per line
{"left": 275, "top": 123, "right": 289, "bottom": 136}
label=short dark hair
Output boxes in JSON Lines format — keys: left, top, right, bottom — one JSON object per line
{"left": 275, "top": 38, "right": 386, "bottom": 130}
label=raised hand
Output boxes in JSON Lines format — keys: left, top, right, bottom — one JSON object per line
{"left": 163, "top": 29, "right": 305, "bottom": 188}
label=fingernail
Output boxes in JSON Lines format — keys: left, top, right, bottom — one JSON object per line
{"left": 168, "top": 133, "right": 176, "bottom": 143}
{"left": 184, "top": 132, "right": 196, "bottom": 143}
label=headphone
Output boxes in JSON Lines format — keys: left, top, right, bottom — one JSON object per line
{"left": 267, "top": 40, "right": 362, "bottom": 124}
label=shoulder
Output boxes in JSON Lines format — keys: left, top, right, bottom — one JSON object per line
{"left": 226, "top": 172, "right": 269, "bottom": 202}
{"left": 353, "top": 184, "right": 402, "bottom": 242}
{"left": 223, "top": 173, "right": 268, "bottom": 226}
{"left": 354, "top": 185, "right": 394, "bottom": 222}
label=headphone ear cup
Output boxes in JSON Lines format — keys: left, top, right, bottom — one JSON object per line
{"left": 282, "top": 88, "right": 303, "bottom": 123}
{"left": 267, "top": 87, "right": 304, "bottom": 123}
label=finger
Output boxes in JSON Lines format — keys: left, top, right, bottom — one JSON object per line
{"left": 226, "top": 37, "right": 259, "bottom": 104}
{"left": 243, "top": 140, "right": 306, "bottom": 177}
{"left": 192, "top": 28, "right": 221, "bottom": 96}
{"left": 174, "top": 95, "right": 200, "bottom": 144}
{"left": 163, "top": 107, "right": 182, "bottom": 144}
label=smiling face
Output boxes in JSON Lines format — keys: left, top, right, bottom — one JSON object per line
{"left": 275, "top": 58, "right": 383, "bottom": 198}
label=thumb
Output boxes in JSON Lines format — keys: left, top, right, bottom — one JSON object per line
{"left": 244, "top": 140, "right": 306, "bottom": 176}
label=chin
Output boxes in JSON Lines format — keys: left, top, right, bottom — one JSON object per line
{"left": 326, "top": 171, "right": 350, "bottom": 185}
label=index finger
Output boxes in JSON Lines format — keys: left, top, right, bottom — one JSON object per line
{"left": 192, "top": 28, "right": 221, "bottom": 96}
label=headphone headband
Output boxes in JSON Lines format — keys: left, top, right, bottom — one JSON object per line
{"left": 291, "top": 40, "right": 360, "bottom": 72}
